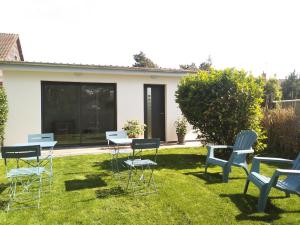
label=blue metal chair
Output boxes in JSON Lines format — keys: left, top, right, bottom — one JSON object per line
{"left": 205, "top": 130, "right": 258, "bottom": 182}
{"left": 106, "top": 131, "right": 131, "bottom": 174}
{"left": 1, "top": 145, "right": 45, "bottom": 211}
{"left": 124, "top": 138, "right": 160, "bottom": 194}
{"left": 244, "top": 153, "right": 300, "bottom": 212}
{"left": 27, "top": 133, "right": 55, "bottom": 187}
{"left": 28, "top": 133, "right": 54, "bottom": 143}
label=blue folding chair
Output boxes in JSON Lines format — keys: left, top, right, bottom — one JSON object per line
{"left": 205, "top": 130, "right": 258, "bottom": 182}
{"left": 1, "top": 145, "right": 45, "bottom": 211}
{"left": 244, "top": 153, "right": 300, "bottom": 212}
{"left": 106, "top": 131, "right": 131, "bottom": 174}
{"left": 26, "top": 133, "right": 55, "bottom": 189}
{"left": 124, "top": 138, "right": 160, "bottom": 194}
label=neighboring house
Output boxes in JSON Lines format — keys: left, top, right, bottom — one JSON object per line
{"left": 0, "top": 33, "right": 24, "bottom": 85}
{"left": 0, "top": 33, "right": 24, "bottom": 61}
{"left": 0, "top": 61, "right": 196, "bottom": 146}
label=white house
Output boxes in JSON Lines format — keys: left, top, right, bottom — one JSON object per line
{"left": 0, "top": 61, "right": 196, "bottom": 146}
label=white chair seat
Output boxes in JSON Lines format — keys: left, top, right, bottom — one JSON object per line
{"left": 7, "top": 167, "right": 45, "bottom": 178}
{"left": 124, "top": 159, "right": 157, "bottom": 167}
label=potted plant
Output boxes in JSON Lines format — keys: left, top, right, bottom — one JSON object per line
{"left": 122, "top": 120, "right": 146, "bottom": 138}
{"left": 174, "top": 116, "right": 188, "bottom": 144}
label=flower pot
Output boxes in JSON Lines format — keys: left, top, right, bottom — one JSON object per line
{"left": 177, "top": 133, "right": 186, "bottom": 144}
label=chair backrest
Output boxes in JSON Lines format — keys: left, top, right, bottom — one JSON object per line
{"left": 1, "top": 145, "right": 41, "bottom": 165}
{"left": 28, "top": 133, "right": 54, "bottom": 143}
{"left": 131, "top": 138, "right": 160, "bottom": 150}
{"left": 233, "top": 130, "right": 258, "bottom": 151}
{"left": 284, "top": 153, "right": 300, "bottom": 192}
{"left": 106, "top": 131, "right": 128, "bottom": 140}
{"left": 131, "top": 138, "right": 160, "bottom": 162}
{"left": 230, "top": 130, "right": 257, "bottom": 165}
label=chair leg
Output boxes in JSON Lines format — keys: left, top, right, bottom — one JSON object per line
{"left": 147, "top": 165, "right": 157, "bottom": 192}
{"left": 257, "top": 187, "right": 268, "bottom": 212}
{"left": 126, "top": 167, "right": 133, "bottom": 191}
{"left": 241, "top": 166, "right": 249, "bottom": 176}
{"left": 244, "top": 179, "right": 250, "bottom": 194}
{"left": 38, "top": 175, "right": 42, "bottom": 209}
{"left": 222, "top": 166, "right": 230, "bottom": 183}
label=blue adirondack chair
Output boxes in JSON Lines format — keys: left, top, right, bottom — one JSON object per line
{"left": 244, "top": 153, "right": 300, "bottom": 212}
{"left": 205, "top": 130, "right": 258, "bottom": 182}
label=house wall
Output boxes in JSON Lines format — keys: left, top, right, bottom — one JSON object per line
{"left": 2, "top": 69, "right": 196, "bottom": 145}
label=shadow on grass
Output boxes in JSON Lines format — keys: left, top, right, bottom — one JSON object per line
{"left": 65, "top": 174, "right": 107, "bottom": 191}
{"left": 184, "top": 171, "right": 245, "bottom": 184}
{"left": 93, "top": 153, "right": 206, "bottom": 172}
{"left": 0, "top": 200, "right": 8, "bottom": 210}
{"left": 0, "top": 183, "right": 8, "bottom": 194}
{"left": 95, "top": 186, "right": 126, "bottom": 199}
{"left": 220, "top": 193, "right": 300, "bottom": 222}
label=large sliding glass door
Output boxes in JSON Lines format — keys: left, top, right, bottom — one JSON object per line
{"left": 42, "top": 82, "right": 116, "bottom": 146}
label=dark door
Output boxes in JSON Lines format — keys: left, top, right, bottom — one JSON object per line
{"left": 144, "top": 85, "right": 165, "bottom": 141}
{"left": 42, "top": 82, "right": 116, "bottom": 146}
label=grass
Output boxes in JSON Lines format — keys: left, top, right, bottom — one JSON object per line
{"left": 0, "top": 147, "right": 299, "bottom": 225}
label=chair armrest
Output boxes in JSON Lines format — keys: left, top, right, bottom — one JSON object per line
{"left": 234, "top": 149, "right": 254, "bottom": 155}
{"left": 206, "top": 145, "right": 233, "bottom": 158}
{"left": 253, "top": 157, "right": 294, "bottom": 164}
{"left": 275, "top": 169, "right": 300, "bottom": 176}
{"left": 207, "top": 145, "right": 233, "bottom": 149}
{"left": 251, "top": 156, "right": 294, "bottom": 174}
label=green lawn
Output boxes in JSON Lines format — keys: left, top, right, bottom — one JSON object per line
{"left": 0, "top": 147, "right": 299, "bottom": 225}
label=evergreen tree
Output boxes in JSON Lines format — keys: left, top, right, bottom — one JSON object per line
{"left": 282, "top": 70, "right": 300, "bottom": 99}
{"left": 133, "top": 51, "right": 158, "bottom": 68}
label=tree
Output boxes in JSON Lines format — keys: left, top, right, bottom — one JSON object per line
{"left": 281, "top": 70, "right": 300, "bottom": 99}
{"left": 179, "top": 56, "right": 212, "bottom": 71}
{"left": 179, "top": 63, "right": 198, "bottom": 71}
{"left": 133, "top": 51, "right": 158, "bottom": 68}
{"left": 263, "top": 77, "right": 282, "bottom": 108}
{"left": 199, "top": 55, "right": 212, "bottom": 71}
{"left": 0, "top": 87, "right": 8, "bottom": 146}
{"left": 176, "top": 68, "right": 265, "bottom": 151}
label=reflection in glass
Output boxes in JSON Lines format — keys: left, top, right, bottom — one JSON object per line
{"left": 42, "top": 82, "right": 116, "bottom": 146}
{"left": 147, "top": 87, "right": 152, "bottom": 138}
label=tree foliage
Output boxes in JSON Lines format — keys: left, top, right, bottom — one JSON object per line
{"left": 133, "top": 51, "right": 158, "bottom": 68}
{"left": 281, "top": 70, "right": 300, "bottom": 99}
{"left": 263, "top": 77, "right": 282, "bottom": 108}
{"left": 179, "top": 63, "right": 198, "bottom": 71}
{"left": 176, "top": 68, "right": 265, "bottom": 151}
{"left": 199, "top": 56, "right": 212, "bottom": 71}
{"left": 179, "top": 56, "right": 212, "bottom": 71}
{"left": 0, "top": 87, "right": 8, "bottom": 146}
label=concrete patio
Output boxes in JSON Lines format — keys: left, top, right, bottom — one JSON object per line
{"left": 49, "top": 141, "right": 202, "bottom": 157}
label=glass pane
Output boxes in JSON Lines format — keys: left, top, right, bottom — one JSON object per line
{"left": 146, "top": 87, "right": 152, "bottom": 138}
{"left": 42, "top": 83, "right": 81, "bottom": 145}
{"left": 80, "top": 84, "right": 116, "bottom": 144}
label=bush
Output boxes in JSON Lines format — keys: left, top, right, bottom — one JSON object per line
{"left": 176, "top": 68, "right": 265, "bottom": 151}
{"left": 0, "top": 87, "right": 8, "bottom": 146}
{"left": 262, "top": 107, "right": 298, "bottom": 157}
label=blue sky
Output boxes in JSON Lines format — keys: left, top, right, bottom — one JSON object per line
{"left": 2, "top": 0, "right": 300, "bottom": 78}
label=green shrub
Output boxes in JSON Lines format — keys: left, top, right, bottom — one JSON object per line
{"left": 176, "top": 68, "right": 265, "bottom": 151}
{"left": 0, "top": 87, "right": 8, "bottom": 146}
{"left": 262, "top": 107, "right": 298, "bottom": 157}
